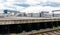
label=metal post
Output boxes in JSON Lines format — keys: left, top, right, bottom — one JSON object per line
{"left": 52, "top": 11, "right": 54, "bottom": 17}
{"left": 40, "top": 13, "right": 41, "bottom": 17}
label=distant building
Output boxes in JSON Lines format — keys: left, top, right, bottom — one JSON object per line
{"left": 40, "top": 11, "right": 52, "bottom": 17}
{"left": 52, "top": 10, "right": 60, "bottom": 17}
{"left": 52, "top": 10, "right": 60, "bottom": 12}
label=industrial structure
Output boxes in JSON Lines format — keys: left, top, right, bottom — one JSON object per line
{"left": 0, "top": 9, "right": 60, "bottom": 35}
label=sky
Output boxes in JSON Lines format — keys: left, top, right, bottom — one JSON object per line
{"left": 0, "top": 0, "right": 60, "bottom": 13}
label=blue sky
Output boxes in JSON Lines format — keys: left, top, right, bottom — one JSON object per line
{"left": 0, "top": 0, "right": 60, "bottom": 13}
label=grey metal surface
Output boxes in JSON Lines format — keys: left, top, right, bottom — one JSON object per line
{"left": 41, "top": 11, "right": 52, "bottom": 18}
{"left": 54, "top": 14, "right": 60, "bottom": 17}
{"left": 26, "top": 13, "right": 32, "bottom": 17}
{"left": 32, "top": 13, "right": 40, "bottom": 17}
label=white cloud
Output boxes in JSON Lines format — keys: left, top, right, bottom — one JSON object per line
{"left": 21, "top": 5, "right": 60, "bottom": 13}
{"left": 21, "top": 0, "right": 48, "bottom": 4}
{"left": 48, "top": 0, "right": 60, "bottom": 3}
{"left": 0, "top": 0, "right": 25, "bottom": 10}
{"left": 0, "top": 0, "right": 60, "bottom": 13}
{"left": 26, "top": 0, "right": 40, "bottom": 5}
{"left": 19, "top": 0, "right": 60, "bottom": 13}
